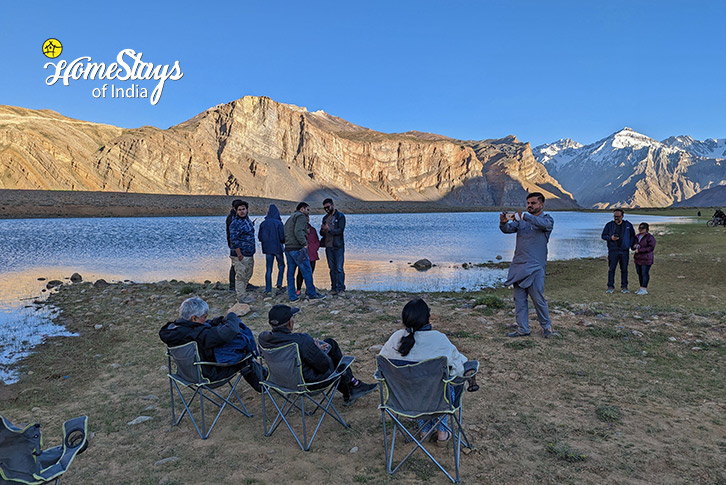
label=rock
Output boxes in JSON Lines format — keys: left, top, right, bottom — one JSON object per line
{"left": 330, "top": 310, "right": 340, "bottom": 315}
{"left": 37, "top": 277, "right": 47, "bottom": 281}
{"left": 631, "top": 330, "right": 644, "bottom": 338}
{"left": 495, "top": 255, "right": 503, "bottom": 260}
{"left": 70, "top": 273, "right": 83, "bottom": 283}
{"left": 154, "top": 457, "right": 179, "bottom": 467}
{"left": 668, "top": 337, "right": 677, "bottom": 342}
{"left": 691, "top": 347, "right": 702, "bottom": 351}
{"left": 145, "top": 405, "right": 155, "bottom": 411}
{"left": 46, "top": 280, "right": 63, "bottom": 289}
{"left": 94, "top": 324, "right": 103, "bottom": 330}
{"left": 412, "top": 259, "right": 432, "bottom": 270}
{"left": 110, "top": 363, "right": 121, "bottom": 369}
{"left": 32, "top": 407, "right": 41, "bottom": 412}
{"left": 127, "top": 416, "right": 153, "bottom": 425}
{"left": 93, "top": 279, "right": 109, "bottom": 288}
{"left": 368, "top": 344, "right": 383, "bottom": 351}
{"left": 227, "top": 303, "right": 251, "bottom": 316}
{"left": 349, "top": 446, "right": 359, "bottom": 453}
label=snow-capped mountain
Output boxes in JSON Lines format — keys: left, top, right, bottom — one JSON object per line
{"left": 534, "top": 128, "right": 726, "bottom": 208}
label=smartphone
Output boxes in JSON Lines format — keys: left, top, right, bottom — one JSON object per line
{"left": 505, "top": 213, "right": 516, "bottom": 221}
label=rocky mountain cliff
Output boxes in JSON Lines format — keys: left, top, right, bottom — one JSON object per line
{"left": 0, "top": 97, "right": 577, "bottom": 208}
{"left": 533, "top": 128, "right": 726, "bottom": 208}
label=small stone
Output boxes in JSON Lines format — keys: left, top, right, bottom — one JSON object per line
{"left": 93, "top": 279, "right": 109, "bottom": 288}
{"left": 368, "top": 344, "right": 383, "bottom": 351}
{"left": 349, "top": 446, "right": 359, "bottom": 453}
{"left": 110, "top": 363, "right": 121, "bottom": 369}
{"left": 159, "top": 365, "right": 167, "bottom": 372}
{"left": 70, "top": 273, "right": 83, "bottom": 283}
{"left": 127, "top": 416, "right": 153, "bottom": 425}
{"left": 330, "top": 310, "right": 340, "bottom": 315}
{"left": 495, "top": 255, "right": 503, "bottom": 260}
{"left": 228, "top": 303, "right": 251, "bottom": 316}
{"left": 144, "top": 405, "right": 155, "bottom": 411}
{"left": 94, "top": 324, "right": 103, "bottom": 330}
{"left": 462, "top": 447, "right": 473, "bottom": 455}
{"left": 691, "top": 347, "right": 702, "bottom": 351}
{"left": 677, "top": 275, "right": 686, "bottom": 279}
{"left": 154, "top": 457, "right": 179, "bottom": 467}
{"left": 32, "top": 407, "right": 41, "bottom": 412}
{"left": 668, "top": 337, "right": 677, "bottom": 342}
{"left": 631, "top": 330, "right": 644, "bottom": 338}
{"left": 412, "top": 259, "right": 432, "bottom": 270}
{"left": 46, "top": 280, "right": 63, "bottom": 289}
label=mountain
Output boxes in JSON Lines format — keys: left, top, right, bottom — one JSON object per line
{"left": 0, "top": 97, "right": 577, "bottom": 207}
{"left": 672, "top": 185, "right": 726, "bottom": 207}
{"left": 533, "top": 127, "right": 726, "bottom": 208}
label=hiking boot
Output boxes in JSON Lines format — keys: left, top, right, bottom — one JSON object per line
{"left": 308, "top": 293, "right": 327, "bottom": 300}
{"left": 343, "top": 382, "right": 377, "bottom": 406}
{"left": 246, "top": 283, "right": 260, "bottom": 291}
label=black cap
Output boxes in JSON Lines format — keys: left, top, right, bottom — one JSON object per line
{"left": 268, "top": 305, "right": 300, "bottom": 327}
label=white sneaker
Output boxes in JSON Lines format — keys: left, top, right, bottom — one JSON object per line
{"left": 636, "top": 288, "right": 648, "bottom": 295}
{"left": 621, "top": 289, "right": 630, "bottom": 294}
{"left": 606, "top": 288, "right": 614, "bottom": 294}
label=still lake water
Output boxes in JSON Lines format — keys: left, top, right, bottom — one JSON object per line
{"left": 0, "top": 211, "right": 690, "bottom": 383}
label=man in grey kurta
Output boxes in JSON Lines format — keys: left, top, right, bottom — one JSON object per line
{"left": 499, "top": 192, "right": 557, "bottom": 338}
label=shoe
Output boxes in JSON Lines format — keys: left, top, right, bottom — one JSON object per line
{"left": 507, "top": 331, "right": 531, "bottom": 338}
{"left": 621, "top": 288, "right": 630, "bottom": 294}
{"left": 289, "top": 296, "right": 300, "bottom": 302}
{"left": 343, "top": 382, "right": 377, "bottom": 406}
{"left": 238, "top": 295, "right": 255, "bottom": 304}
{"left": 296, "top": 290, "right": 301, "bottom": 296}
{"left": 331, "top": 290, "right": 339, "bottom": 295}
{"left": 543, "top": 328, "right": 560, "bottom": 339}
{"left": 276, "top": 285, "right": 283, "bottom": 290}
{"left": 436, "top": 430, "right": 452, "bottom": 446}
{"left": 635, "top": 288, "right": 648, "bottom": 295}
{"left": 246, "top": 283, "right": 259, "bottom": 291}
{"left": 606, "top": 288, "right": 614, "bottom": 294}
{"left": 308, "top": 293, "right": 327, "bottom": 300}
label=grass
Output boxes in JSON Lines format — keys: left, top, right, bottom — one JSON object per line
{"left": 0, "top": 221, "right": 724, "bottom": 484}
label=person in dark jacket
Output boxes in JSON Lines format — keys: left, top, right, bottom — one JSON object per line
{"left": 601, "top": 209, "right": 636, "bottom": 293}
{"left": 229, "top": 201, "right": 256, "bottom": 304}
{"left": 159, "top": 297, "right": 262, "bottom": 391}
{"left": 296, "top": 214, "right": 320, "bottom": 295}
{"left": 258, "top": 204, "right": 286, "bottom": 294}
{"left": 320, "top": 198, "right": 346, "bottom": 295}
{"left": 632, "top": 222, "right": 656, "bottom": 295}
{"left": 258, "top": 305, "right": 377, "bottom": 406}
{"left": 226, "top": 200, "right": 244, "bottom": 291}
{"left": 283, "top": 202, "right": 325, "bottom": 302}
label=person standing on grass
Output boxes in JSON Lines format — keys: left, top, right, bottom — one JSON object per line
{"left": 320, "top": 198, "right": 346, "bottom": 295}
{"left": 601, "top": 209, "right": 636, "bottom": 294}
{"left": 226, "top": 199, "right": 244, "bottom": 291}
{"left": 284, "top": 203, "right": 325, "bottom": 302}
{"left": 229, "top": 201, "right": 256, "bottom": 304}
{"left": 499, "top": 192, "right": 558, "bottom": 338}
{"left": 295, "top": 213, "right": 320, "bottom": 297}
{"left": 632, "top": 222, "right": 656, "bottom": 295}
{"left": 258, "top": 204, "right": 286, "bottom": 295}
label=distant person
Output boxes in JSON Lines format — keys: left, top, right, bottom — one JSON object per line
{"left": 379, "top": 298, "right": 468, "bottom": 442}
{"left": 601, "top": 209, "right": 636, "bottom": 294}
{"left": 259, "top": 304, "right": 377, "bottom": 406}
{"left": 258, "top": 204, "right": 286, "bottom": 295}
{"left": 697, "top": 210, "right": 701, "bottom": 217}
{"left": 284, "top": 203, "right": 325, "bottom": 302}
{"left": 499, "top": 192, "right": 558, "bottom": 338}
{"left": 632, "top": 222, "right": 656, "bottom": 295}
{"left": 159, "top": 297, "right": 263, "bottom": 391}
{"left": 296, "top": 213, "right": 320, "bottom": 296}
{"left": 320, "top": 198, "right": 346, "bottom": 295}
{"left": 229, "top": 201, "right": 256, "bottom": 304}
{"left": 226, "top": 200, "right": 244, "bottom": 291}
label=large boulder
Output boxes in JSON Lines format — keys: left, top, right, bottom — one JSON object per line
{"left": 412, "top": 259, "right": 433, "bottom": 271}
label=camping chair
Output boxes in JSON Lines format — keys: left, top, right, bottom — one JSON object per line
{"left": 0, "top": 415, "right": 88, "bottom": 485}
{"left": 258, "top": 342, "right": 354, "bottom": 451}
{"left": 374, "top": 356, "right": 479, "bottom": 484}
{"left": 166, "top": 341, "right": 253, "bottom": 439}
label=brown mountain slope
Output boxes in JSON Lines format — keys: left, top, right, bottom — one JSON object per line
{"left": 0, "top": 96, "right": 577, "bottom": 207}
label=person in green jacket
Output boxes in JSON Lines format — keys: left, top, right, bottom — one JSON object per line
{"left": 283, "top": 202, "right": 326, "bottom": 302}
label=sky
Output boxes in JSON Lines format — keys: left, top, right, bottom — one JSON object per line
{"left": 1, "top": 1, "right": 725, "bottom": 147}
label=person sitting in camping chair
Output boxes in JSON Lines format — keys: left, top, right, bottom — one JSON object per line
{"left": 159, "top": 297, "right": 264, "bottom": 391}
{"left": 258, "top": 305, "right": 378, "bottom": 406}
{"left": 378, "top": 298, "right": 469, "bottom": 444}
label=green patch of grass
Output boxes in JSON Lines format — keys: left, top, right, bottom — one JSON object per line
{"left": 504, "top": 339, "right": 537, "bottom": 349}
{"left": 596, "top": 404, "right": 622, "bottom": 423}
{"left": 179, "top": 285, "right": 195, "bottom": 295}
{"left": 473, "top": 294, "right": 507, "bottom": 309}
{"left": 545, "top": 441, "right": 588, "bottom": 462}
{"left": 588, "top": 326, "right": 622, "bottom": 339}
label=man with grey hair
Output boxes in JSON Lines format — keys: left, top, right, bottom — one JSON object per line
{"left": 159, "top": 297, "right": 263, "bottom": 390}
{"left": 499, "top": 192, "right": 558, "bottom": 338}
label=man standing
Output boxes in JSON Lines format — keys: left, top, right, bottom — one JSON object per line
{"left": 258, "top": 204, "right": 286, "bottom": 294}
{"left": 258, "top": 304, "right": 377, "bottom": 406}
{"left": 284, "top": 203, "right": 325, "bottom": 302}
{"left": 500, "top": 192, "right": 557, "bottom": 338}
{"left": 601, "top": 209, "right": 636, "bottom": 294}
{"left": 226, "top": 200, "right": 244, "bottom": 291}
{"left": 320, "top": 198, "right": 346, "bottom": 295}
{"left": 229, "top": 201, "right": 256, "bottom": 304}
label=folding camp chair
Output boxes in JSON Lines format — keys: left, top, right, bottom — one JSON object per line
{"left": 0, "top": 414, "right": 88, "bottom": 485}
{"left": 374, "top": 356, "right": 479, "bottom": 484}
{"left": 258, "top": 342, "right": 354, "bottom": 451}
{"left": 166, "top": 341, "right": 253, "bottom": 439}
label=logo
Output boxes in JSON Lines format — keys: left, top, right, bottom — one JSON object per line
{"left": 42, "top": 38, "right": 63, "bottom": 59}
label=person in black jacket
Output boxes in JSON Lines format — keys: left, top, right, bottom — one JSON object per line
{"left": 258, "top": 305, "right": 377, "bottom": 406}
{"left": 226, "top": 200, "right": 243, "bottom": 291}
{"left": 320, "top": 198, "right": 346, "bottom": 295}
{"left": 159, "top": 297, "right": 262, "bottom": 391}
{"left": 601, "top": 208, "right": 636, "bottom": 294}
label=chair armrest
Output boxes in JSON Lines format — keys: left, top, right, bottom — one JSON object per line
{"left": 450, "top": 360, "right": 480, "bottom": 385}
{"left": 194, "top": 354, "right": 253, "bottom": 368}
{"left": 304, "top": 355, "right": 354, "bottom": 387}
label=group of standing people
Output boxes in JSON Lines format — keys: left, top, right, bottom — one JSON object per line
{"left": 225, "top": 198, "right": 347, "bottom": 304}
{"left": 601, "top": 209, "right": 656, "bottom": 295}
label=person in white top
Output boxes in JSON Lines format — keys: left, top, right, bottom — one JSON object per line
{"left": 379, "top": 298, "right": 467, "bottom": 443}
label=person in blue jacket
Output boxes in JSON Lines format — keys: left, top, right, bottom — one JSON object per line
{"left": 601, "top": 209, "right": 636, "bottom": 294}
{"left": 258, "top": 204, "right": 286, "bottom": 294}
{"left": 229, "top": 201, "right": 256, "bottom": 303}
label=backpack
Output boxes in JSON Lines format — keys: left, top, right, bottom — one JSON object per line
{"left": 213, "top": 321, "right": 259, "bottom": 364}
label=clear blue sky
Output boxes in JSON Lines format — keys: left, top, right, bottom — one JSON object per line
{"left": 1, "top": 1, "right": 724, "bottom": 147}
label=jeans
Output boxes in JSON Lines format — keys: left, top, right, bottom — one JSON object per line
{"left": 296, "top": 260, "right": 316, "bottom": 291}
{"left": 264, "top": 253, "right": 285, "bottom": 292}
{"left": 607, "top": 251, "right": 629, "bottom": 289}
{"left": 325, "top": 247, "right": 346, "bottom": 292}
{"left": 285, "top": 249, "right": 319, "bottom": 300}
{"left": 635, "top": 264, "right": 651, "bottom": 288}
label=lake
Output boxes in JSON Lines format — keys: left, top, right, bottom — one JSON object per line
{"left": 0, "top": 211, "right": 690, "bottom": 383}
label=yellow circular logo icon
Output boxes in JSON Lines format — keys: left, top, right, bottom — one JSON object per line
{"left": 42, "top": 38, "right": 63, "bottom": 58}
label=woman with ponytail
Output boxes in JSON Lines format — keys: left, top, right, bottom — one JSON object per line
{"left": 379, "top": 298, "right": 468, "bottom": 443}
